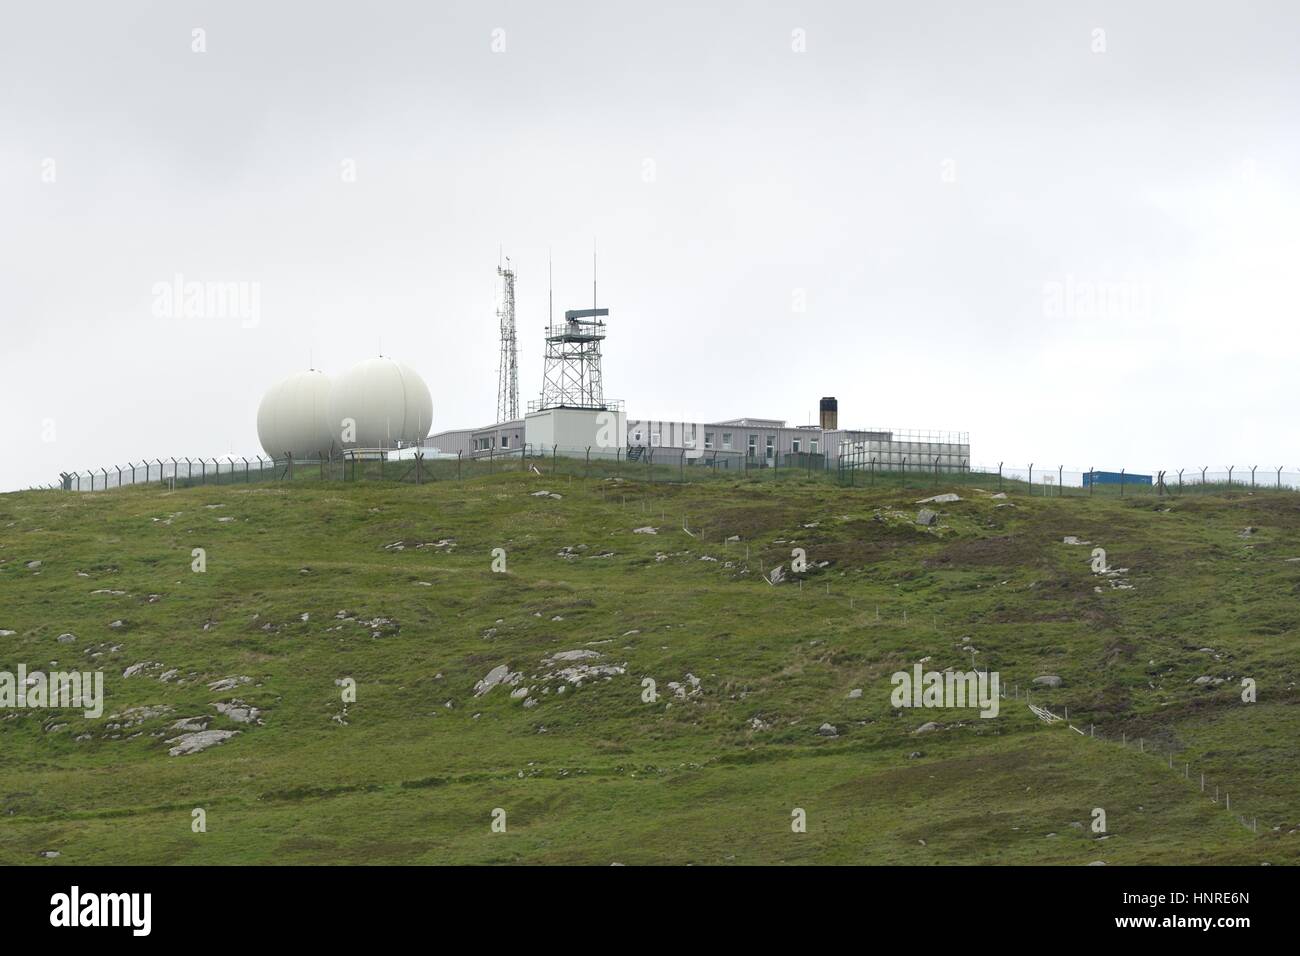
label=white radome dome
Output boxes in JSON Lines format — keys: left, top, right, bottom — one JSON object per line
{"left": 256, "top": 369, "right": 335, "bottom": 459}
{"left": 327, "top": 357, "right": 433, "bottom": 449}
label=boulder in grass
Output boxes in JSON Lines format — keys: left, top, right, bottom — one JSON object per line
{"left": 916, "top": 509, "right": 939, "bottom": 527}
{"left": 166, "top": 730, "right": 240, "bottom": 757}
{"left": 1033, "top": 675, "right": 1063, "bottom": 689}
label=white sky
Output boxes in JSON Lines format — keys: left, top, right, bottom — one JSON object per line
{"left": 3, "top": 0, "right": 1298, "bottom": 490}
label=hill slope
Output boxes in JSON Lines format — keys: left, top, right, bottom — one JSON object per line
{"left": 1, "top": 472, "right": 1297, "bottom": 864}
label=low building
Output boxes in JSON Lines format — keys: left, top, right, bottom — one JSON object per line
{"left": 429, "top": 419, "right": 524, "bottom": 457}
{"left": 434, "top": 396, "right": 970, "bottom": 472}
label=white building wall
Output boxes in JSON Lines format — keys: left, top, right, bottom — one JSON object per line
{"left": 525, "top": 408, "right": 627, "bottom": 454}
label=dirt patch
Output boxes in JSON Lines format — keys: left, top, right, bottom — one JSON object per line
{"left": 924, "top": 535, "right": 1043, "bottom": 570}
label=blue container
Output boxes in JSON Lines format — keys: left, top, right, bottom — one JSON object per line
{"left": 1083, "top": 470, "right": 1152, "bottom": 487}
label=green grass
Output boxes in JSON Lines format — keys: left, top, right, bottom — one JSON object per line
{"left": 1, "top": 471, "right": 1298, "bottom": 864}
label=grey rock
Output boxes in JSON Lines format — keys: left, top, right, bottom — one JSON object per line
{"left": 916, "top": 509, "right": 939, "bottom": 527}
{"left": 213, "top": 700, "right": 262, "bottom": 724}
{"left": 1033, "top": 675, "right": 1063, "bottom": 688}
{"left": 166, "top": 729, "right": 240, "bottom": 756}
{"left": 544, "top": 649, "right": 601, "bottom": 663}
{"left": 474, "top": 664, "right": 520, "bottom": 696}
{"left": 206, "top": 675, "right": 251, "bottom": 692}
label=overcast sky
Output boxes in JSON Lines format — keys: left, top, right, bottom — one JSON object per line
{"left": 3, "top": 0, "right": 1298, "bottom": 491}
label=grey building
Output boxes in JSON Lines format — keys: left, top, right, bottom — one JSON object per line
{"left": 430, "top": 418, "right": 524, "bottom": 457}
{"left": 434, "top": 396, "right": 969, "bottom": 472}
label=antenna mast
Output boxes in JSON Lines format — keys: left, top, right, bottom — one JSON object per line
{"left": 538, "top": 247, "right": 609, "bottom": 411}
{"left": 496, "top": 258, "right": 520, "bottom": 423}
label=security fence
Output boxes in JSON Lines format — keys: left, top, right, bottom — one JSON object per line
{"left": 40, "top": 444, "right": 1300, "bottom": 496}
{"left": 49, "top": 443, "right": 833, "bottom": 491}
{"left": 838, "top": 460, "right": 1300, "bottom": 496}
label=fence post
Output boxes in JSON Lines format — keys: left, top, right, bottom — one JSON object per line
{"left": 1028, "top": 463, "right": 1033, "bottom": 494}
{"left": 1251, "top": 465, "right": 1257, "bottom": 488}
{"left": 680, "top": 448, "right": 685, "bottom": 483}
{"left": 1119, "top": 468, "right": 1125, "bottom": 497}
{"left": 1058, "top": 465, "right": 1063, "bottom": 497}
{"left": 586, "top": 446, "right": 591, "bottom": 480}
{"left": 1178, "top": 468, "right": 1183, "bottom": 493}
{"left": 1227, "top": 465, "right": 1233, "bottom": 489}
{"left": 998, "top": 462, "right": 1003, "bottom": 492}
{"left": 933, "top": 456, "right": 940, "bottom": 487}
{"left": 1278, "top": 466, "right": 1283, "bottom": 489}
{"left": 458, "top": 450, "right": 463, "bottom": 481}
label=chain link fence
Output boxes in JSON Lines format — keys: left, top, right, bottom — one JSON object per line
{"left": 41, "top": 445, "right": 1300, "bottom": 496}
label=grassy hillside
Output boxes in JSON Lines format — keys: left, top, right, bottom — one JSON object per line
{"left": 1, "top": 471, "right": 1298, "bottom": 865}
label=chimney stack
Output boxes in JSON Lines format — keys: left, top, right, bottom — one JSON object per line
{"left": 819, "top": 396, "right": 838, "bottom": 430}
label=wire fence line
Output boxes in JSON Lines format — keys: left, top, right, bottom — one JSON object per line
{"left": 36, "top": 443, "right": 1300, "bottom": 496}
{"left": 1014, "top": 690, "right": 1263, "bottom": 837}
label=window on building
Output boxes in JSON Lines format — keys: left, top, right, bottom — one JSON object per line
{"left": 704, "top": 432, "right": 714, "bottom": 450}
{"left": 765, "top": 435, "right": 775, "bottom": 458}
{"left": 651, "top": 432, "right": 661, "bottom": 446}
{"left": 748, "top": 435, "right": 757, "bottom": 456}
{"left": 633, "top": 429, "right": 643, "bottom": 443}
{"left": 792, "top": 438, "right": 801, "bottom": 454}
{"left": 722, "top": 432, "right": 733, "bottom": 450}
{"left": 810, "top": 438, "right": 818, "bottom": 454}
{"left": 501, "top": 435, "right": 509, "bottom": 448}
